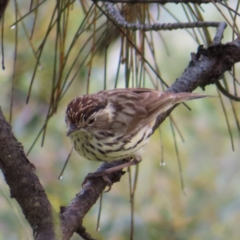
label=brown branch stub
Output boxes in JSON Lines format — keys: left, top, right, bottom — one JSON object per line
{"left": 0, "top": 108, "right": 56, "bottom": 240}
{"left": 0, "top": 0, "right": 9, "bottom": 19}
{"left": 168, "top": 39, "right": 240, "bottom": 94}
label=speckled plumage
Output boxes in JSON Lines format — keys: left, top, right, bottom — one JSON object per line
{"left": 65, "top": 88, "right": 207, "bottom": 162}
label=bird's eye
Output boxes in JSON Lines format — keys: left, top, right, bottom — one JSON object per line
{"left": 88, "top": 118, "right": 95, "bottom": 125}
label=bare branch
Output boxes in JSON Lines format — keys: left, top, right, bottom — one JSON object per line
{"left": 60, "top": 161, "right": 126, "bottom": 239}
{"left": 156, "top": 38, "right": 240, "bottom": 129}
{"left": 104, "top": 2, "right": 226, "bottom": 34}
{"left": 0, "top": 0, "right": 9, "bottom": 19}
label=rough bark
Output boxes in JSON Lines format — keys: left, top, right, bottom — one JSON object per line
{"left": 0, "top": 109, "right": 57, "bottom": 240}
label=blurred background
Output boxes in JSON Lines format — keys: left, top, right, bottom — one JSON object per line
{"left": 0, "top": 1, "right": 240, "bottom": 239}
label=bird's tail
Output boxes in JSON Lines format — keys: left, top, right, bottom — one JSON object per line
{"left": 174, "top": 92, "right": 212, "bottom": 104}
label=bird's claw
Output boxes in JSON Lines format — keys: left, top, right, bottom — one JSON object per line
{"left": 82, "top": 171, "right": 113, "bottom": 192}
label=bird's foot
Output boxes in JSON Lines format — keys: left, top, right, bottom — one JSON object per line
{"left": 82, "top": 157, "right": 141, "bottom": 192}
{"left": 82, "top": 171, "right": 114, "bottom": 192}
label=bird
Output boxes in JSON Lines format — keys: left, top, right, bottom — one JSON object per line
{"left": 65, "top": 88, "right": 208, "bottom": 183}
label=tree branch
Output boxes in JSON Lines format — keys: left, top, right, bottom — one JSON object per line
{"left": 0, "top": 0, "right": 9, "bottom": 20}
{"left": 0, "top": 108, "right": 57, "bottom": 240}
{"left": 60, "top": 161, "right": 126, "bottom": 239}
{"left": 103, "top": 2, "right": 226, "bottom": 33}
{"left": 154, "top": 39, "right": 240, "bottom": 130}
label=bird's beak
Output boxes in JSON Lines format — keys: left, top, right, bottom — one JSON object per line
{"left": 66, "top": 124, "right": 78, "bottom": 136}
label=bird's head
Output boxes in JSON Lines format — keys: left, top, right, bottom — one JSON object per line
{"left": 65, "top": 94, "right": 108, "bottom": 137}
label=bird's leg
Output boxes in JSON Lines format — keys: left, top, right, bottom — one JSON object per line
{"left": 82, "top": 157, "right": 142, "bottom": 191}
{"left": 103, "top": 156, "right": 141, "bottom": 174}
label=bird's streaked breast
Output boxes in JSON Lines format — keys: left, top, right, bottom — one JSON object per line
{"left": 70, "top": 120, "right": 154, "bottom": 162}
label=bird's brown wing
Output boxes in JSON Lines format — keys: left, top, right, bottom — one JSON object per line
{"left": 99, "top": 88, "right": 177, "bottom": 135}
{"left": 99, "top": 88, "right": 207, "bottom": 135}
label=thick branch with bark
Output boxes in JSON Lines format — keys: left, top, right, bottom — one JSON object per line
{"left": 60, "top": 161, "right": 125, "bottom": 239}
{"left": 0, "top": 109, "right": 56, "bottom": 240}
{"left": 155, "top": 39, "right": 240, "bottom": 130}
{"left": 66, "top": 39, "right": 240, "bottom": 237}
